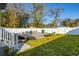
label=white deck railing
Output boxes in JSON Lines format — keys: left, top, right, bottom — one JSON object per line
{"left": 0, "top": 27, "right": 18, "bottom": 50}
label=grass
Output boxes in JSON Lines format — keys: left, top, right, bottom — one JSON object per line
{"left": 17, "top": 34, "right": 64, "bottom": 55}
{"left": 26, "top": 34, "right": 64, "bottom": 48}
{"left": 16, "top": 34, "right": 79, "bottom": 56}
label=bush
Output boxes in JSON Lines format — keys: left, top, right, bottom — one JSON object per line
{"left": 4, "top": 47, "right": 11, "bottom": 56}
{"left": 4, "top": 47, "right": 17, "bottom": 56}
{"left": 41, "top": 29, "right": 45, "bottom": 33}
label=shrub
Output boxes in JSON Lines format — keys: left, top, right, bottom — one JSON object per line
{"left": 41, "top": 29, "right": 45, "bottom": 33}
{"left": 4, "top": 47, "right": 17, "bottom": 56}
{"left": 4, "top": 47, "right": 11, "bottom": 56}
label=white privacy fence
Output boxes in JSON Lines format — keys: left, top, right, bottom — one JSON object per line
{"left": 4, "top": 27, "right": 79, "bottom": 35}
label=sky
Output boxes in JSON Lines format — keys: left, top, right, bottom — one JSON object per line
{"left": 45, "top": 3, "right": 79, "bottom": 19}
{"left": 23, "top": 3, "right": 79, "bottom": 24}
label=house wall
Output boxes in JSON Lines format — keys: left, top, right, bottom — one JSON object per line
{"left": 4, "top": 27, "right": 79, "bottom": 35}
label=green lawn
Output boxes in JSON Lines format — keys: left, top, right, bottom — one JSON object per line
{"left": 16, "top": 34, "right": 79, "bottom": 56}
{"left": 26, "top": 34, "right": 64, "bottom": 50}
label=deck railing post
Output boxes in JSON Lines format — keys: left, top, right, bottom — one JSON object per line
{"left": 11, "top": 33, "right": 15, "bottom": 49}
{"left": 15, "top": 33, "right": 19, "bottom": 50}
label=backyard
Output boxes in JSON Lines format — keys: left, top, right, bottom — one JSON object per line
{"left": 16, "top": 34, "right": 79, "bottom": 56}
{"left": 1, "top": 3, "right": 79, "bottom": 56}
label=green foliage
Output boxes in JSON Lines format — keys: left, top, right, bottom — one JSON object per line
{"left": 4, "top": 47, "right": 11, "bottom": 56}
{"left": 61, "top": 18, "right": 79, "bottom": 27}
{"left": 4, "top": 47, "right": 18, "bottom": 56}
{"left": 0, "top": 4, "right": 30, "bottom": 28}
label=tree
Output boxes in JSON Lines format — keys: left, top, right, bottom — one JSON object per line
{"left": 32, "top": 3, "right": 45, "bottom": 28}
{"left": 50, "top": 8, "right": 63, "bottom": 28}
{"left": 13, "top": 4, "right": 31, "bottom": 28}
{"left": 0, "top": 12, "right": 7, "bottom": 27}
{"left": 61, "top": 18, "right": 72, "bottom": 27}
{"left": 0, "top": 4, "right": 20, "bottom": 28}
{"left": 7, "top": 8, "right": 19, "bottom": 28}
{"left": 16, "top": 9, "right": 30, "bottom": 28}
{"left": 0, "top": 3, "right": 30, "bottom": 28}
{"left": 74, "top": 19, "right": 79, "bottom": 27}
